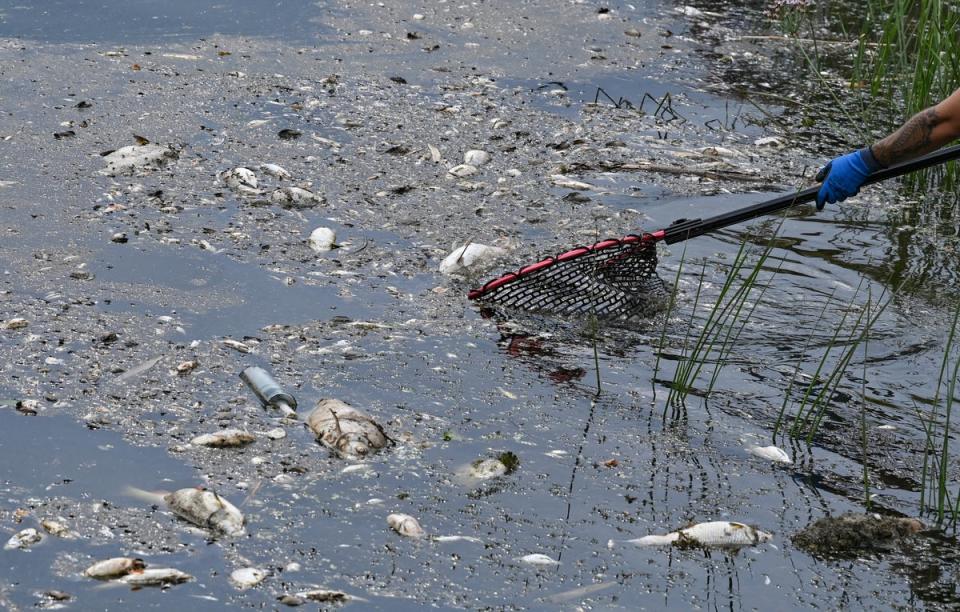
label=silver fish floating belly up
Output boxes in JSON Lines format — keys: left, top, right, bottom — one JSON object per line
{"left": 611, "top": 521, "right": 772, "bottom": 549}
{"left": 306, "top": 399, "right": 390, "bottom": 459}
{"left": 163, "top": 488, "right": 246, "bottom": 537}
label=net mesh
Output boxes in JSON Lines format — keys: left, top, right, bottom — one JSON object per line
{"left": 470, "top": 235, "right": 668, "bottom": 319}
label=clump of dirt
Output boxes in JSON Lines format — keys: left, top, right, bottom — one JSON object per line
{"left": 792, "top": 513, "right": 925, "bottom": 558}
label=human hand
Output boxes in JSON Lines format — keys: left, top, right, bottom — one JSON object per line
{"left": 815, "top": 149, "right": 877, "bottom": 210}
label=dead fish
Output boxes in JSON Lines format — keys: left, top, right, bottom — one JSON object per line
{"left": 40, "top": 519, "right": 76, "bottom": 539}
{"left": 469, "top": 458, "right": 507, "bottom": 480}
{"left": 230, "top": 567, "right": 267, "bottom": 589}
{"left": 120, "top": 568, "right": 192, "bottom": 586}
{"left": 747, "top": 445, "right": 792, "bottom": 464}
{"left": 221, "top": 338, "right": 252, "bottom": 353}
{"left": 448, "top": 163, "right": 478, "bottom": 177}
{"left": 308, "top": 227, "right": 337, "bottom": 252}
{"left": 432, "top": 535, "right": 483, "bottom": 544}
{"left": 792, "top": 513, "right": 924, "bottom": 557}
{"left": 219, "top": 167, "right": 258, "bottom": 191}
{"left": 438, "top": 243, "right": 508, "bottom": 275}
{"left": 517, "top": 553, "right": 560, "bottom": 566}
{"left": 175, "top": 360, "right": 199, "bottom": 375}
{"left": 83, "top": 557, "right": 147, "bottom": 579}
{"left": 464, "top": 149, "right": 491, "bottom": 166}
{"left": 306, "top": 399, "right": 391, "bottom": 459}
{"left": 190, "top": 429, "right": 256, "bottom": 448}
{"left": 4, "top": 527, "right": 42, "bottom": 550}
{"left": 387, "top": 513, "right": 426, "bottom": 538}
{"left": 613, "top": 521, "right": 772, "bottom": 549}
{"left": 259, "top": 163, "right": 292, "bottom": 180}
{"left": 2, "top": 318, "right": 28, "bottom": 330}
{"left": 163, "top": 488, "right": 246, "bottom": 536}
{"left": 270, "top": 186, "right": 325, "bottom": 208}
{"left": 550, "top": 174, "right": 594, "bottom": 190}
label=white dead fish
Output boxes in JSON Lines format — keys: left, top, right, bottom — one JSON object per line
{"left": 83, "top": 557, "right": 147, "bottom": 579}
{"left": 270, "top": 186, "right": 325, "bottom": 208}
{"left": 164, "top": 488, "right": 245, "bottom": 536}
{"left": 306, "top": 399, "right": 391, "bottom": 459}
{"left": 258, "top": 163, "right": 292, "bottom": 180}
{"left": 2, "top": 318, "right": 28, "bottom": 330}
{"left": 230, "top": 567, "right": 267, "bottom": 589}
{"left": 190, "top": 429, "right": 256, "bottom": 448}
{"left": 427, "top": 144, "right": 442, "bottom": 162}
{"left": 387, "top": 513, "right": 426, "bottom": 538}
{"left": 120, "top": 568, "right": 192, "bottom": 586}
{"left": 308, "top": 227, "right": 337, "bottom": 252}
{"left": 432, "top": 535, "right": 483, "bottom": 544}
{"left": 219, "top": 167, "right": 258, "bottom": 191}
{"left": 102, "top": 144, "right": 178, "bottom": 176}
{"left": 40, "top": 519, "right": 76, "bottom": 539}
{"left": 175, "top": 360, "right": 199, "bottom": 375}
{"left": 221, "top": 338, "right": 252, "bottom": 353}
{"left": 517, "top": 553, "right": 560, "bottom": 566}
{"left": 614, "top": 521, "right": 772, "bottom": 549}
{"left": 754, "top": 136, "right": 785, "bottom": 148}
{"left": 550, "top": 175, "right": 594, "bottom": 190}
{"left": 448, "top": 163, "right": 478, "bottom": 177}
{"left": 4, "top": 528, "right": 42, "bottom": 550}
{"left": 464, "top": 150, "right": 491, "bottom": 166}
{"left": 439, "top": 243, "right": 508, "bottom": 276}
{"left": 747, "top": 445, "right": 792, "bottom": 464}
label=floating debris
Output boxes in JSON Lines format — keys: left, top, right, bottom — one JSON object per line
{"left": 306, "top": 399, "right": 391, "bottom": 459}
{"left": 230, "top": 567, "right": 267, "bottom": 589}
{"left": 4, "top": 527, "right": 42, "bottom": 550}
{"left": 190, "top": 429, "right": 256, "bottom": 448}
{"left": 101, "top": 143, "right": 178, "bottom": 176}
{"left": 308, "top": 227, "right": 337, "bottom": 252}
{"left": 297, "top": 589, "right": 350, "bottom": 603}
{"left": 438, "top": 243, "right": 508, "bottom": 275}
{"left": 387, "top": 513, "right": 426, "bottom": 538}
{"left": 119, "top": 568, "right": 193, "bottom": 587}
{"left": 464, "top": 149, "right": 491, "bottom": 166}
{"left": 612, "top": 521, "right": 772, "bottom": 548}
{"left": 792, "top": 513, "right": 924, "bottom": 557}
{"left": 83, "top": 557, "right": 147, "bottom": 579}
{"left": 517, "top": 553, "right": 560, "bottom": 566}
{"left": 270, "top": 186, "right": 325, "bottom": 208}
{"left": 747, "top": 445, "right": 792, "bottom": 464}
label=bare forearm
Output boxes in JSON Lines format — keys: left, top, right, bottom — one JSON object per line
{"left": 872, "top": 89, "right": 960, "bottom": 167}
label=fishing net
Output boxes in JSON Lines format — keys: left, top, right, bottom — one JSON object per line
{"left": 468, "top": 234, "right": 668, "bottom": 319}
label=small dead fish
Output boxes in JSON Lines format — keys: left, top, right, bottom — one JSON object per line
{"left": 101, "top": 144, "right": 178, "bottom": 176}
{"left": 259, "top": 163, "right": 292, "bottom": 180}
{"left": 448, "top": 163, "right": 478, "bottom": 177}
{"left": 517, "top": 553, "right": 560, "bottom": 566}
{"left": 40, "top": 519, "right": 75, "bottom": 539}
{"left": 4, "top": 527, "right": 42, "bottom": 550}
{"left": 747, "top": 445, "right": 792, "bottom": 464}
{"left": 270, "top": 186, "right": 325, "bottom": 208}
{"left": 120, "top": 568, "right": 192, "bottom": 586}
{"left": 306, "top": 399, "right": 391, "bottom": 459}
{"left": 83, "top": 557, "right": 147, "bottom": 579}
{"left": 221, "top": 338, "right": 252, "bottom": 353}
{"left": 161, "top": 487, "right": 246, "bottom": 536}
{"left": 438, "top": 243, "right": 507, "bottom": 275}
{"left": 387, "top": 513, "right": 426, "bottom": 538}
{"left": 432, "top": 535, "right": 483, "bottom": 544}
{"left": 175, "top": 360, "right": 199, "bottom": 375}
{"left": 219, "top": 167, "right": 258, "bottom": 191}
{"left": 464, "top": 149, "right": 491, "bottom": 166}
{"left": 614, "top": 521, "right": 772, "bottom": 549}
{"left": 190, "top": 429, "right": 256, "bottom": 448}
{"left": 230, "top": 567, "right": 267, "bottom": 589}
{"left": 2, "top": 318, "right": 28, "bottom": 330}
{"left": 468, "top": 458, "right": 508, "bottom": 480}
{"left": 550, "top": 174, "right": 594, "bottom": 190}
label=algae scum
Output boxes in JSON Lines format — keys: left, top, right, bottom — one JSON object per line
{"left": 1, "top": 0, "right": 959, "bottom": 609}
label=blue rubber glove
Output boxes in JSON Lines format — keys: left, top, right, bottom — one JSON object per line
{"left": 815, "top": 147, "right": 884, "bottom": 210}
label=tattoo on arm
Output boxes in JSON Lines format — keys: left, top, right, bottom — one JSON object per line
{"left": 873, "top": 108, "right": 944, "bottom": 166}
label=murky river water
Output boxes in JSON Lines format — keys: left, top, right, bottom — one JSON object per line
{"left": 1, "top": 0, "right": 958, "bottom": 609}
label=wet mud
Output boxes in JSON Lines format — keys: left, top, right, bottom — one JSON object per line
{"left": 1, "top": 0, "right": 959, "bottom": 610}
